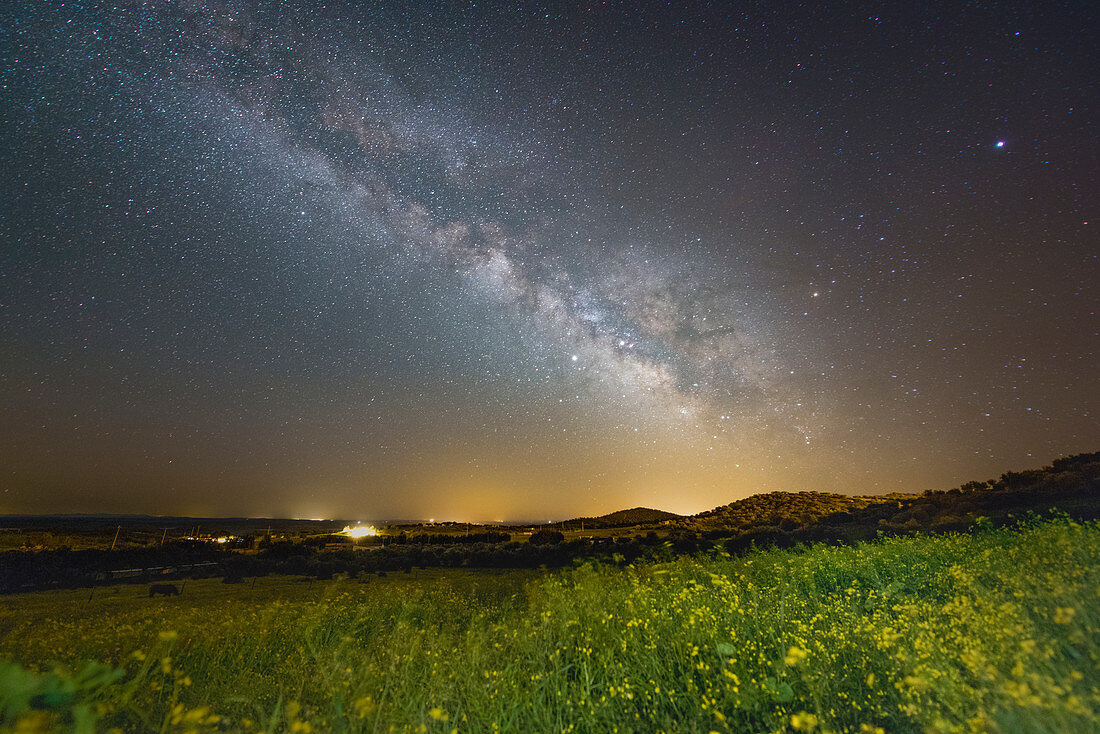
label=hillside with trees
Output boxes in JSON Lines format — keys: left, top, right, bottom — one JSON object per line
{"left": 682, "top": 491, "right": 911, "bottom": 533}
{"left": 709, "top": 451, "right": 1099, "bottom": 552}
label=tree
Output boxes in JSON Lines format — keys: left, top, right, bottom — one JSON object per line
{"left": 529, "top": 529, "right": 564, "bottom": 546}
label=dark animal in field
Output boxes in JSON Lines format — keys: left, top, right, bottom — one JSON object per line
{"left": 149, "top": 583, "right": 180, "bottom": 597}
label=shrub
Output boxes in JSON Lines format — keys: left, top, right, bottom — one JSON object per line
{"left": 528, "top": 529, "right": 565, "bottom": 546}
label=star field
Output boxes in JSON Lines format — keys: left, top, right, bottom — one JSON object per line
{"left": 1, "top": 1, "right": 1096, "bottom": 519}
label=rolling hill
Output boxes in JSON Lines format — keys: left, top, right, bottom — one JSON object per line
{"left": 568, "top": 507, "right": 682, "bottom": 529}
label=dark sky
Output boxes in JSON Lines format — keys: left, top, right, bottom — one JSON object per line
{"left": 1, "top": 1, "right": 1096, "bottom": 520}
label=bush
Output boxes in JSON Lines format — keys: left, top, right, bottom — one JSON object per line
{"left": 528, "top": 529, "right": 565, "bottom": 546}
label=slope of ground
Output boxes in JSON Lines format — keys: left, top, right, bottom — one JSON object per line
{"left": 680, "top": 451, "right": 1099, "bottom": 540}
{"left": 683, "top": 490, "right": 910, "bottom": 532}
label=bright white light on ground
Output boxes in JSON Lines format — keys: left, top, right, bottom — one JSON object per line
{"left": 341, "top": 524, "right": 377, "bottom": 538}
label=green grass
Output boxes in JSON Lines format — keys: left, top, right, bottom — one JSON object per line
{"left": 1, "top": 519, "right": 1098, "bottom": 733}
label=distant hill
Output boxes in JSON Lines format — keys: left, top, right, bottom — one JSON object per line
{"left": 600, "top": 507, "right": 682, "bottom": 525}
{"left": 562, "top": 453, "right": 1099, "bottom": 536}
{"left": 569, "top": 507, "right": 682, "bottom": 529}
{"left": 684, "top": 491, "right": 914, "bottom": 532}
{"left": 679, "top": 452, "right": 1100, "bottom": 545}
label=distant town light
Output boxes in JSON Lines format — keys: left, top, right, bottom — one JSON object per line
{"left": 182, "top": 534, "right": 237, "bottom": 544}
{"left": 341, "top": 524, "right": 377, "bottom": 538}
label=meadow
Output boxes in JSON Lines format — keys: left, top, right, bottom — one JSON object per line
{"left": 1, "top": 518, "right": 1097, "bottom": 733}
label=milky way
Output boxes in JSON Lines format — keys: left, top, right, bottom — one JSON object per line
{"left": 1, "top": 1, "right": 1095, "bottom": 519}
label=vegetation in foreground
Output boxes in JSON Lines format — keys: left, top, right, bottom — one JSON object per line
{"left": 1, "top": 519, "right": 1098, "bottom": 733}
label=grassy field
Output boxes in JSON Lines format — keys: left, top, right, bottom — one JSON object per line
{"left": 1, "top": 519, "right": 1097, "bottom": 733}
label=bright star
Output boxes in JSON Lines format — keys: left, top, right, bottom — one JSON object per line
{"left": 995, "top": 141, "right": 1005, "bottom": 148}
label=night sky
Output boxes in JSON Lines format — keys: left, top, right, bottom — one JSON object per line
{"left": 1, "top": 1, "right": 1096, "bottom": 520}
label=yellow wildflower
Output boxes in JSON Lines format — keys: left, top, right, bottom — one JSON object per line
{"left": 785, "top": 646, "right": 808, "bottom": 667}
{"left": 354, "top": 696, "right": 376, "bottom": 717}
{"left": 1053, "top": 607, "right": 1075, "bottom": 624}
{"left": 791, "top": 711, "right": 819, "bottom": 731}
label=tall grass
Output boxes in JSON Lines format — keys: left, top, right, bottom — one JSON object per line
{"left": 2, "top": 519, "right": 1098, "bottom": 732}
